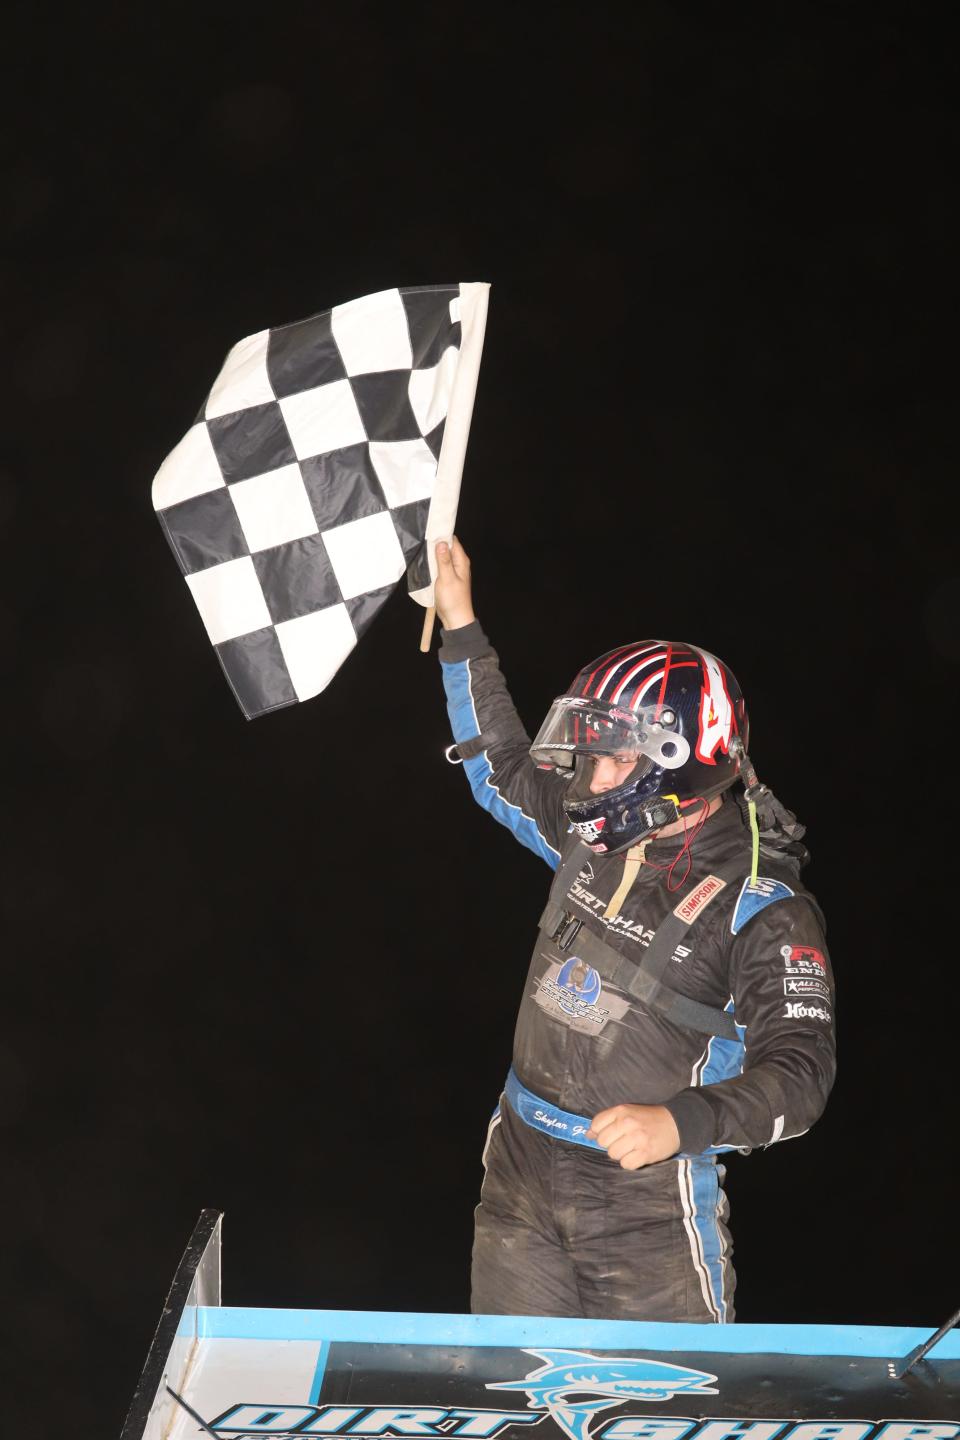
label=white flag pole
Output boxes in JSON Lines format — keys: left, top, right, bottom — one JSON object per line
{"left": 410, "top": 281, "right": 490, "bottom": 649}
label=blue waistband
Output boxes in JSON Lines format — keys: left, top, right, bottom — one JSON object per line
{"left": 504, "top": 1068, "right": 603, "bottom": 1150}
{"left": 503, "top": 1069, "right": 729, "bottom": 1161}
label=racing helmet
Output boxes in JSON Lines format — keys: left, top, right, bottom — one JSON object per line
{"left": 529, "top": 641, "right": 748, "bottom": 854}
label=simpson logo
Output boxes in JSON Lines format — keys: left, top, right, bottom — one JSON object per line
{"left": 674, "top": 874, "right": 726, "bottom": 924}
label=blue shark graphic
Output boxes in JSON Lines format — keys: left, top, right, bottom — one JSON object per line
{"left": 488, "top": 1349, "right": 718, "bottom": 1440}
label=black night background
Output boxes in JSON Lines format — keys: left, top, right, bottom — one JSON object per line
{"left": 3, "top": 6, "right": 956, "bottom": 1434}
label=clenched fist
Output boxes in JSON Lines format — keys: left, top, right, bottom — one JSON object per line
{"left": 587, "top": 1104, "right": 681, "bottom": 1170}
{"left": 434, "top": 537, "right": 476, "bottom": 631}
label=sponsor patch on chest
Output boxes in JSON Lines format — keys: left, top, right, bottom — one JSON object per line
{"left": 567, "top": 878, "right": 655, "bottom": 946}
{"left": 673, "top": 874, "right": 727, "bottom": 924}
{"left": 532, "top": 954, "right": 630, "bottom": 1034}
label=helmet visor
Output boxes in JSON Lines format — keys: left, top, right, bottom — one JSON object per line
{"left": 529, "top": 696, "right": 690, "bottom": 770}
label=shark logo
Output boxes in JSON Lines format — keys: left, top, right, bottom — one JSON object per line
{"left": 488, "top": 1349, "right": 718, "bottom": 1440}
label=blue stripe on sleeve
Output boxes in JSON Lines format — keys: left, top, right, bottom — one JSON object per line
{"left": 700, "top": 1000, "right": 747, "bottom": 1087}
{"left": 442, "top": 658, "right": 560, "bottom": 870}
{"left": 687, "top": 1001, "right": 747, "bottom": 1157}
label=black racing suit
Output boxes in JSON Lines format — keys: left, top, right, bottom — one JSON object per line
{"left": 440, "top": 622, "right": 837, "bottom": 1323}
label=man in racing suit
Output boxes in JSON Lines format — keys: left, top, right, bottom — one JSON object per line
{"left": 434, "top": 539, "right": 836, "bottom": 1323}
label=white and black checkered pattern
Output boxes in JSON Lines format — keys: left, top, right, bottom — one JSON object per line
{"left": 152, "top": 285, "right": 471, "bottom": 718}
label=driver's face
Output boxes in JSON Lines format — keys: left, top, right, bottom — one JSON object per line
{"left": 588, "top": 755, "right": 638, "bottom": 794}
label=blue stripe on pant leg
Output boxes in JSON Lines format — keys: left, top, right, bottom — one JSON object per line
{"left": 690, "top": 1158, "right": 729, "bottom": 1322}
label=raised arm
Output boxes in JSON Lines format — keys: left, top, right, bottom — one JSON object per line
{"left": 434, "top": 539, "right": 569, "bottom": 869}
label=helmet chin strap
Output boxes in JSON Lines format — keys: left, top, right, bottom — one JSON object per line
{"left": 602, "top": 793, "right": 715, "bottom": 918}
{"left": 642, "top": 794, "right": 714, "bottom": 891}
{"left": 572, "top": 793, "right": 683, "bottom": 854}
{"left": 633, "top": 792, "right": 683, "bottom": 836}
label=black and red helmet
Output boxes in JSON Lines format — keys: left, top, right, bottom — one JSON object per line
{"left": 530, "top": 641, "right": 748, "bottom": 854}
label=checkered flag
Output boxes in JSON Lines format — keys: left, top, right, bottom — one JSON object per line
{"left": 152, "top": 283, "right": 489, "bottom": 718}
